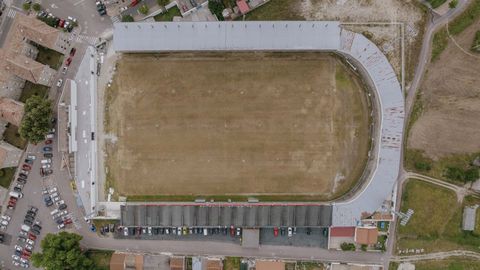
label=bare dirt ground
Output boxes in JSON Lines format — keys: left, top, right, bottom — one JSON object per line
{"left": 408, "top": 19, "right": 480, "bottom": 159}
{"left": 105, "top": 53, "right": 370, "bottom": 197}
{"left": 298, "top": 0, "right": 425, "bottom": 84}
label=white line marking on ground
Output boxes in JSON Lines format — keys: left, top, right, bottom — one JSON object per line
{"left": 73, "top": 0, "right": 86, "bottom": 6}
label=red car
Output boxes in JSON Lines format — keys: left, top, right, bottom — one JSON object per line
{"left": 230, "top": 225, "right": 235, "bottom": 237}
{"left": 273, "top": 227, "right": 279, "bottom": 237}
{"left": 9, "top": 196, "right": 17, "bottom": 203}
{"left": 45, "top": 139, "right": 52, "bottom": 145}
{"left": 7, "top": 201, "right": 15, "bottom": 209}
{"left": 69, "top": 47, "right": 76, "bottom": 56}
{"left": 22, "top": 164, "right": 31, "bottom": 171}
{"left": 59, "top": 19, "right": 65, "bottom": 28}
{"left": 21, "top": 253, "right": 31, "bottom": 259}
{"left": 28, "top": 233, "right": 36, "bottom": 240}
{"left": 63, "top": 218, "right": 73, "bottom": 225}
{"left": 65, "top": 57, "right": 72, "bottom": 66}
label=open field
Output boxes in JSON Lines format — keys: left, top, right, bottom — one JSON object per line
{"left": 396, "top": 180, "right": 480, "bottom": 253}
{"left": 408, "top": 14, "right": 480, "bottom": 159}
{"left": 414, "top": 258, "right": 480, "bottom": 270}
{"left": 105, "top": 53, "right": 370, "bottom": 199}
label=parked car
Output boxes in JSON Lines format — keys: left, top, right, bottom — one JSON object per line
{"left": 287, "top": 227, "right": 293, "bottom": 237}
{"left": 44, "top": 153, "right": 53, "bottom": 158}
{"left": 24, "top": 159, "right": 33, "bottom": 165}
{"left": 65, "top": 57, "right": 72, "bottom": 66}
{"left": 13, "top": 186, "right": 22, "bottom": 192}
{"left": 56, "top": 79, "right": 63, "bottom": 88}
{"left": 58, "top": 204, "right": 67, "bottom": 210}
{"left": 45, "top": 139, "right": 53, "bottom": 145}
{"left": 18, "top": 173, "right": 28, "bottom": 179}
{"left": 43, "top": 146, "right": 52, "bottom": 152}
{"left": 17, "top": 178, "right": 26, "bottom": 184}
{"left": 22, "top": 164, "right": 31, "bottom": 171}
{"left": 273, "top": 227, "right": 279, "bottom": 237}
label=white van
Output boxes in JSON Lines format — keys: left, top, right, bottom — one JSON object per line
{"left": 21, "top": 224, "right": 30, "bottom": 232}
{"left": 9, "top": 191, "right": 23, "bottom": 199}
{"left": 46, "top": 134, "right": 54, "bottom": 139}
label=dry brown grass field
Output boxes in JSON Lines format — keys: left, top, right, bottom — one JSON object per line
{"left": 105, "top": 53, "right": 370, "bottom": 199}
{"left": 409, "top": 19, "right": 480, "bottom": 159}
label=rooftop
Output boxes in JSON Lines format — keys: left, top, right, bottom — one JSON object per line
{"left": 330, "top": 227, "right": 356, "bottom": 237}
{"left": 354, "top": 227, "right": 378, "bottom": 245}
{"left": 462, "top": 205, "right": 478, "bottom": 231}
{"left": 255, "top": 260, "right": 285, "bottom": 270}
{"left": 0, "top": 97, "right": 24, "bottom": 126}
{"left": 236, "top": 0, "right": 250, "bottom": 15}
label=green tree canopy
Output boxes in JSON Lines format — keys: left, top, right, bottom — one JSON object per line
{"left": 121, "top": 14, "right": 134, "bottom": 22}
{"left": 19, "top": 95, "right": 52, "bottom": 144}
{"left": 449, "top": 0, "right": 458, "bottom": 8}
{"left": 22, "top": 2, "right": 31, "bottom": 10}
{"left": 138, "top": 4, "right": 149, "bottom": 15}
{"left": 31, "top": 232, "right": 95, "bottom": 270}
{"left": 208, "top": 0, "right": 225, "bottom": 21}
{"left": 32, "top": 3, "right": 42, "bottom": 11}
{"left": 157, "top": 0, "right": 170, "bottom": 7}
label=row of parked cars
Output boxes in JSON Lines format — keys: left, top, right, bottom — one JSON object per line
{"left": 13, "top": 206, "right": 42, "bottom": 268}
{"left": 36, "top": 10, "right": 77, "bottom": 32}
{"left": 120, "top": 225, "right": 243, "bottom": 237}
{"left": 6, "top": 154, "right": 36, "bottom": 211}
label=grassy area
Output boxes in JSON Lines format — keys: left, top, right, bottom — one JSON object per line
{"left": 19, "top": 81, "right": 49, "bottom": 103}
{"left": 154, "top": 6, "right": 181, "bottom": 21}
{"left": 406, "top": 91, "right": 424, "bottom": 137}
{"left": 448, "top": 0, "right": 480, "bottom": 35}
{"left": 35, "top": 45, "right": 64, "bottom": 70}
{"left": 414, "top": 258, "right": 480, "bottom": 270}
{"left": 405, "top": 149, "right": 480, "bottom": 184}
{"left": 295, "top": 261, "right": 324, "bottom": 270}
{"left": 223, "top": 257, "right": 240, "bottom": 270}
{"left": 431, "top": 29, "right": 449, "bottom": 61}
{"left": 0, "top": 167, "right": 17, "bottom": 189}
{"left": 396, "top": 180, "right": 480, "bottom": 252}
{"left": 243, "top": 0, "right": 304, "bottom": 20}
{"left": 431, "top": 0, "right": 480, "bottom": 60}
{"left": 85, "top": 250, "right": 113, "bottom": 270}
{"left": 3, "top": 124, "right": 27, "bottom": 149}
{"left": 427, "top": 0, "right": 447, "bottom": 9}
{"left": 471, "top": 30, "right": 480, "bottom": 52}
{"left": 389, "top": 262, "right": 399, "bottom": 270}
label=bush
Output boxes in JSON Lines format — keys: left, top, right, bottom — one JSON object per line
{"left": 0, "top": 169, "right": 5, "bottom": 177}
{"left": 340, "top": 242, "right": 356, "bottom": 251}
{"left": 464, "top": 168, "right": 479, "bottom": 182}
{"left": 121, "top": 14, "right": 134, "bottom": 22}
{"left": 138, "top": 4, "right": 149, "bottom": 15}
{"left": 32, "top": 3, "right": 41, "bottom": 11}
{"left": 445, "top": 166, "right": 465, "bottom": 181}
{"left": 449, "top": 0, "right": 458, "bottom": 8}
{"left": 208, "top": 0, "right": 225, "bottom": 21}
{"left": 22, "top": 2, "right": 31, "bottom": 10}
{"left": 415, "top": 161, "right": 432, "bottom": 171}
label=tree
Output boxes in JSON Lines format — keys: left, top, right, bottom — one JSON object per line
{"left": 19, "top": 96, "right": 52, "bottom": 144}
{"left": 340, "top": 242, "right": 356, "bottom": 251}
{"left": 445, "top": 166, "right": 464, "bottom": 181}
{"left": 464, "top": 168, "right": 479, "bottom": 182}
{"left": 31, "top": 232, "right": 95, "bottom": 270}
{"left": 208, "top": 0, "right": 225, "bottom": 21}
{"left": 121, "top": 14, "right": 134, "bottom": 22}
{"left": 157, "top": 0, "right": 170, "bottom": 7}
{"left": 138, "top": 4, "right": 149, "bottom": 15}
{"left": 32, "top": 3, "right": 41, "bottom": 11}
{"left": 22, "top": 2, "right": 31, "bottom": 10}
{"left": 449, "top": 0, "right": 458, "bottom": 9}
